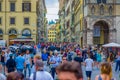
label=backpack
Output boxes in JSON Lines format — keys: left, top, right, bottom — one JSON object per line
{"left": 67, "top": 52, "right": 72, "bottom": 61}
{"left": 33, "top": 70, "right": 44, "bottom": 80}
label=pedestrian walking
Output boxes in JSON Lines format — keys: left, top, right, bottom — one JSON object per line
{"left": 0, "top": 51, "right": 5, "bottom": 66}
{"left": 115, "top": 51, "right": 120, "bottom": 72}
{"left": 24, "top": 50, "right": 32, "bottom": 77}
{"left": 5, "top": 49, "right": 12, "bottom": 63}
{"left": 95, "top": 62, "right": 116, "bottom": 80}
{"left": 108, "top": 51, "right": 114, "bottom": 65}
{"left": 49, "top": 50, "right": 62, "bottom": 79}
{"left": 74, "top": 50, "right": 83, "bottom": 65}
{"left": 37, "top": 43, "right": 41, "bottom": 52}
{"left": 15, "top": 51, "right": 25, "bottom": 73}
{"left": 0, "top": 51, "right": 5, "bottom": 74}
{"left": 0, "top": 63, "right": 6, "bottom": 80}
{"left": 84, "top": 54, "right": 94, "bottom": 80}
{"left": 41, "top": 48, "right": 49, "bottom": 71}
{"left": 30, "top": 60, "right": 53, "bottom": 80}
{"left": 67, "top": 49, "right": 73, "bottom": 61}
{"left": 31, "top": 54, "right": 41, "bottom": 74}
{"left": 6, "top": 54, "right": 16, "bottom": 73}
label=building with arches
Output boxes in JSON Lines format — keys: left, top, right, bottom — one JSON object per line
{"left": 82, "top": 0, "right": 119, "bottom": 46}
{"left": 0, "top": 0, "right": 41, "bottom": 45}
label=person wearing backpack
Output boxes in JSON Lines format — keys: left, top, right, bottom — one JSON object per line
{"left": 6, "top": 54, "right": 16, "bottom": 73}
{"left": 30, "top": 60, "right": 53, "bottom": 80}
{"left": 67, "top": 52, "right": 72, "bottom": 61}
{"left": 74, "top": 50, "right": 83, "bottom": 65}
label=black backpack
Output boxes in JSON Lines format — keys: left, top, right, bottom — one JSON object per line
{"left": 67, "top": 52, "right": 72, "bottom": 61}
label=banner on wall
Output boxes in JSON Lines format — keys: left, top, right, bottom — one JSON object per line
{"left": 93, "top": 26, "right": 100, "bottom": 37}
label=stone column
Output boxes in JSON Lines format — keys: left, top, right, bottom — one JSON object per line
{"left": 83, "top": 18, "right": 88, "bottom": 46}
{"left": 87, "top": 30, "right": 93, "bottom": 45}
{"left": 109, "top": 29, "right": 117, "bottom": 42}
{"left": 4, "top": 34, "right": 9, "bottom": 46}
{"left": 83, "top": 31, "right": 87, "bottom": 46}
{"left": 87, "top": 18, "right": 93, "bottom": 46}
{"left": 112, "top": 31, "right": 117, "bottom": 42}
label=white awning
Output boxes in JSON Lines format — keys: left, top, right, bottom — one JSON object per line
{"left": 10, "top": 38, "right": 34, "bottom": 41}
{"left": 102, "top": 42, "right": 120, "bottom": 47}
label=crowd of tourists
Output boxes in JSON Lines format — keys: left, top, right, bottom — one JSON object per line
{"left": 0, "top": 42, "right": 120, "bottom": 80}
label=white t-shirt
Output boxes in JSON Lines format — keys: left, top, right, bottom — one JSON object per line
{"left": 85, "top": 58, "right": 94, "bottom": 71}
{"left": 5, "top": 53, "right": 10, "bottom": 62}
{"left": 0, "top": 73, "right": 6, "bottom": 80}
{"left": 30, "top": 71, "right": 53, "bottom": 80}
{"left": 24, "top": 54, "right": 31, "bottom": 64}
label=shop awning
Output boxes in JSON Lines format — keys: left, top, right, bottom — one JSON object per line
{"left": 10, "top": 38, "right": 34, "bottom": 42}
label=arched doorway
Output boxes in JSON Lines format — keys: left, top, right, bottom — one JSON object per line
{"left": 93, "top": 20, "right": 109, "bottom": 45}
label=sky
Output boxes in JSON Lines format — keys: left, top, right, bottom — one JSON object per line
{"left": 45, "top": 0, "right": 59, "bottom": 22}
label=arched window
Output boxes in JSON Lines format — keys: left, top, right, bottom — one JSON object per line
{"left": 97, "top": 0, "right": 101, "bottom": 4}
{"left": 90, "top": 0, "right": 96, "bottom": 3}
{"left": 109, "top": 6, "right": 112, "bottom": 15}
{"left": 107, "top": 0, "right": 113, "bottom": 3}
{"left": 0, "top": 29, "right": 3, "bottom": 35}
{"left": 97, "top": 0, "right": 107, "bottom": 4}
{"left": 22, "top": 29, "right": 31, "bottom": 36}
{"left": 9, "top": 29, "right": 17, "bottom": 35}
{"left": 91, "top": 5, "right": 95, "bottom": 14}
{"left": 102, "top": 0, "right": 107, "bottom": 3}
{"left": 100, "top": 5, "right": 104, "bottom": 15}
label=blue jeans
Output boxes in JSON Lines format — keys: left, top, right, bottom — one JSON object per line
{"left": 24, "top": 64, "right": 31, "bottom": 77}
{"left": 51, "top": 67, "right": 56, "bottom": 79}
{"left": 1, "top": 62, "right": 5, "bottom": 74}
{"left": 115, "top": 60, "right": 120, "bottom": 71}
{"left": 17, "top": 69, "right": 23, "bottom": 73}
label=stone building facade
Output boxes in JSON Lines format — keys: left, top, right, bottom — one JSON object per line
{"left": 37, "top": 0, "right": 47, "bottom": 43}
{"left": 83, "top": 0, "right": 119, "bottom": 46}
